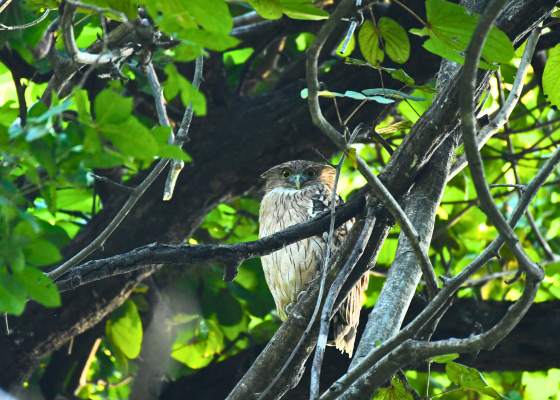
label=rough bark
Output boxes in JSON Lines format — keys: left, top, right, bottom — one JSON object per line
{"left": 351, "top": 127, "right": 458, "bottom": 368}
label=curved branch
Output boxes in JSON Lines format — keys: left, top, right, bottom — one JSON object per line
{"left": 0, "top": 9, "right": 50, "bottom": 30}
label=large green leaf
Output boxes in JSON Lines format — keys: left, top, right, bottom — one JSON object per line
{"left": 410, "top": 0, "right": 513, "bottom": 69}
{"left": 378, "top": 17, "right": 410, "bottom": 64}
{"left": 178, "top": 29, "right": 240, "bottom": 52}
{"left": 13, "top": 266, "right": 60, "bottom": 307}
{"left": 446, "top": 362, "right": 509, "bottom": 399}
{"left": 543, "top": 43, "right": 560, "bottom": 108}
{"left": 359, "top": 20, "right": 383, "bottom": 65}
{"left": 171, "top": 319, "right": 225, "bottom": 369}
{"left": 23, "top": 239, "right": 62, "bottom": 266}
{"left": 280, "top": 2, "right": 329, "bottom": 20}
{"left": 164, "top": 64, "right": 207, "bottom": 116}
{"left": 183, "top": 0, "right": 233, "bottom": 34}
{"left": 432, "top": 353, "right": 460, "bottom": 363}
{"left": 0, "top": 273, "right": 27, "bottom": 315}
{"left": 249, "top": 0, "right": 283, "bottom": 19}
{"left": 99, "top": 117, "right": 159, "bottom": 160}
{"left": 106, "top": 300, "right": 143, "bottom": 359}
{"left": 94, "top": 89, "right": 133, "bottom": 125}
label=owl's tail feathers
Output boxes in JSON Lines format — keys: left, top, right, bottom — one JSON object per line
{"left": 328, "top": 315, "right": 358, "bottom": 357}
{"left": 327, "top": 273, "right": 369, "bottom": 357}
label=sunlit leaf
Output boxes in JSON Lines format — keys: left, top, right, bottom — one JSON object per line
{"left": 249, "top": 0, "right": 283, "bottom": 19}
{"left": 13, "top": 266, "right": 60, "bottom": 307}
{"left": 0, "top": 273, "right": 26, "bottom": 315}
{"left": 359, "top": 20, "right": 384, "bottom": 65}
{"left": 375, "top": 120, "right": 413, "bottom": 135}
{"left": 543, "top": 43, "right": 560, "bottom": 108}
{"left": 432, "top": 353, "right": 460, "bottom": 363}
{"left": 106, "top": 299, "right": 143, "bottom": 359}
{"left": 164, "top": 64, "right": 207, "bottom": 116}
{"left": 410, "top": 0, "right": 513, "bottom": 69}
{"left": 378, "top": 17, "right": 410, "bottom": 64}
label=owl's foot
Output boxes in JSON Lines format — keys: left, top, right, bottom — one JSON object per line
{"left": 285, "top": 291, "right": 307, "bottom": 316}
{"left": 285, "top": 303, "right": 293, "bottom": 315}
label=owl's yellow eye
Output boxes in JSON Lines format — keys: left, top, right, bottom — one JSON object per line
{"left": 281, "top": 169, "right": 292, "bottom": 179}
{"left": 306, "top": 169, "right": 316, "bottom": 177}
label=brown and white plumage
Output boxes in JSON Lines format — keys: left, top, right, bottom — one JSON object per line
{"left": 258, "top": 160, "right": 369, "bottom": 356}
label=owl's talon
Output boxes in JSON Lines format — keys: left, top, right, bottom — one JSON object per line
{"left": 297, "top": 291, "right": 306, "bottom": 302}
{"left": 286, "top": 303, "right": 293, "bottom": 314}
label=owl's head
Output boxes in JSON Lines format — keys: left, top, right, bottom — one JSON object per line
{"left": 260, "top": 160, "right": 335, "bottom": 192}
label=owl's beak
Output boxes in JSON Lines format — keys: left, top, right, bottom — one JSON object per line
{"left": 294, "top": 175, "right": 302, "bottom": 190}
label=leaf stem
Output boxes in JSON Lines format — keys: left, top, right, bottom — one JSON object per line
{"left": 391, "top": 0, "right": 427, "bottom": 27}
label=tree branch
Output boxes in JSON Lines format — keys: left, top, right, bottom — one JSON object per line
{"left": 449, "top": 25, "right": 541, "bottom": 181}
{"left": 163, "top": 54, "right": 204, "bottom": 201}
{"left": 0, "top": 9, "right": 50, "bottom": 30}
{"left": 54, "top": 188, "right": 367, "bottom": 291}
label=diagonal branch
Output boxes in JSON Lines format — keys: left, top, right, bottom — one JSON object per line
{"left": 0, "top": 9, "right": 50, "bottom": 30}
{"left": 163, "top": 54, "right": 204, "bottom": 201}
{"left": 449, "top": 25, "right": 541, "bottom": 181}
{"left": 459, "top": 1, "right": 542, "bottom": 281}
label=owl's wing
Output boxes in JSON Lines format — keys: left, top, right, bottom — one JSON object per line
{"left": 309, "top": 187, "right": 368, "bottom": 357}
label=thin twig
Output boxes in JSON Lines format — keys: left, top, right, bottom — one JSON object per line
{"left": 312, "top": 147, "right": 337, "bottom": 168}
{"left": 0, "top": 0, "right": 13, "bottom": 15}
{"left": 0, "top": 9, "right": 50, "bottom": 30}
{"left": 257, "top": 152, "right": 347, "bottom": 400}
{"left": 60, "top": 3, "right": 134, "bottom": 65}
{"left": 163, "top": 55, "right": 204, "bottom": 201}
{"left": 90, "top": 173, "right": 134, "bottom": 193}
{"left": 397, "top": 371, "right": 422, "bottom": 400}
{"left": 371, "top": 130, "right": 394, "bottom": 155}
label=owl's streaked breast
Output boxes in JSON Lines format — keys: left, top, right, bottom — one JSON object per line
{"left": 259, "top": 187, "right": 326, "bottom": 319}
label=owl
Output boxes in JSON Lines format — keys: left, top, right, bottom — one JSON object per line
{"left": 259, "top": 160, "right": 369, "bottom": 356}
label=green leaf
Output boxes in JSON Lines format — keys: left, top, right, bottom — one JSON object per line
{"left": 300, "top": 89, "right": 343, "bottom": 99}
{"left": 164, "top": 64, "right": 207, "bottom": 116}
{"left": 23, "top": 239, "right": 62, "bottom": 266}
{"left": 432, "top": 353, "right": 460, "bottom": 363}
{"left": 106, "top": 299, "right": 143, "bottom": 359}
{"left": 390, "top": 69, "right": 415, "bottom": 86}
{"left": 107, "top": 0, "right": 138, "bottom": 20}
{"left": 344, "top": 148, "right": 357, "bottom": 169}
{"left": 157, "top": 145, "right": 193, "bottom": 162}
{"left": 179, "top": 29, "right": 240, "bottom": 52}
{"left": 215, "top": 289, "right": 244, "bottom": 326}
{"left": 543, "top": 43, "right": 560, "bottom": 109}
{"left": 410, "top": 0, "right": 513, "bottom": 69}
{"left": 372, "top": 377, "right": 413, "bottom": 400}
{"left": 552, "top": 9, "right": 560, "bottom": 19}
{"left": 280, "top": 3, "right": 329, "bottom": 20}
{"left": 0, "top": 273, "right": 27, "bottom": 315}
{"left": 446, "top": 362, "right": 509, "bottom": 398}
{"left": 359, "top": 20, "right": 383, "bottom": 65}
{"left": 94, "top": 89, "right": 133, "bottom": 125}
{"left": 99, "top": 117, "right": 159, "bottom": 160}
{"left": 183, "top": 0, "right": 233, "bottom": 34}
{"left": 344, "top": 90, "right": 367, "bottom": 100}
{"left": 13, "top": 266, "right": 60, "bottom": 307}
{"left": 249, "top": 0, "right": 283, "bottom": 19}
{"left": 171, "top": 319, "right": 224, "bottom": 369}
{"left": 378, "top": 17, "right": 410, "bottom": 63}
{"left": 375, "top": 120, "right": 413, "bottom": 135}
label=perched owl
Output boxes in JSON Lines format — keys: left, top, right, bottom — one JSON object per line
{"left": 259, "top": 160, "right": 369, "bottom": 356}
